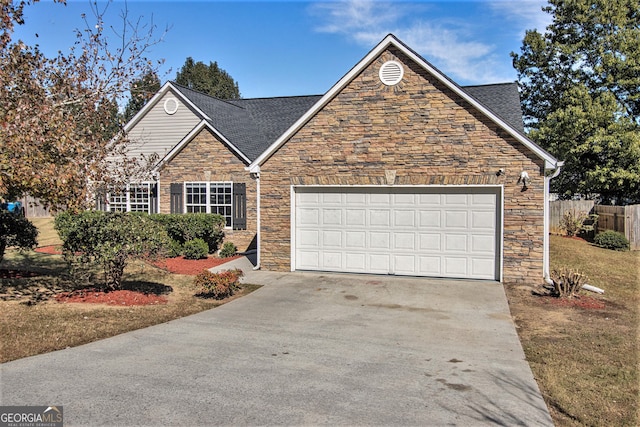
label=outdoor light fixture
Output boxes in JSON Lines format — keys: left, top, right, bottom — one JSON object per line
{"left": 518, "top": 171, "right": 530, "bottom": 190}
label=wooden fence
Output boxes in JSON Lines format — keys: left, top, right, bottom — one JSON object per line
{"left": 20, "top": 196, "right": 51, "bottom": 218}
{"left": 550, "top": 200, "right": 640, "bottom": 250}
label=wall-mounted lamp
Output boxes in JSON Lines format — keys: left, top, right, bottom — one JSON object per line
{"left": 496, "top": 168, "right": 505, "bottom": 177}
{"left": 518, "top": 171, "right": 530, "bottom": 190}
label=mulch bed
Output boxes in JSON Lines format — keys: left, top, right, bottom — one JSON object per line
{"left": 15, "top": 246, "right": 243, "bottom": 306}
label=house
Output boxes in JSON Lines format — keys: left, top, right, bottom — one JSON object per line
{"left": 114, "top": 34, "right": 562, "bottom": 284}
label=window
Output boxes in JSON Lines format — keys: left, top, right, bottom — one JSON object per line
{"left": 185, "top": 182, "right": 233, "bottom": 227}
{"left": 107, "top": 183, "right": 156, "bottom": 214}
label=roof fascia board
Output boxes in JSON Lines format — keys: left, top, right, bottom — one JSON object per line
{"left": 124, "top": 82, "right": 211, "bottom": 133}
{"left": 250, "top": 34, "right": 560, "bottom": 170}
{"left": 155, "top": 120, "right": 251, "bottom": 171}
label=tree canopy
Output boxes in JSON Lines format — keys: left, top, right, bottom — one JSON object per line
{"left": 122, "top": 69, "right": 161, "bottom": 123}
{"left": 512, "top": 0, "right": 640, "bottom": 204}
{"left": 0, "top": 0, "right": 167, "bottom": 211}
{"left": 175, "top": 57, "right": 240, "bottom": 99}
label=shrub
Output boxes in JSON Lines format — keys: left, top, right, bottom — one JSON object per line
{"left": 219, "top": 241, "right": 237, "bottom": 258}
{"left": 550, "top": 268, "right": 588, "bottom": 298}
{"left": 165, "top": 239, "right": 183, "bottom": 258}
{"left": 183, "top": 238, "right": 209, "bottom": 260}
{"left": 55, "top": 211, "right": 170, "bottom": 290}
{"left": 149, "top": 213, "right": 225, "bottom": 253}
{"left": 0, "top": 211, "right": 38, "bottom": 262}
{"left": 560, "top": 209, "right": 597, "bottom": 237}
{"left": 194, "top": 268, "right": 243, "bottom": 300}
{"left": 593, "top": 230, "right": 630, "bottom": 251}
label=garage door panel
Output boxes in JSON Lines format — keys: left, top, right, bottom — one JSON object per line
{"left": 345, "top": 231, "right": 366, "bottom": 248}
{"left": 295, "top": 188, "right": 499, "bottom": 280}
{"left": 445, "top": 234, "right": 468, "bottom": 252}
{"left": 419, "top": 210, "right": 441, "bottom": 227}
{"left": 298, "top": 208, "right": 319, "bottom": 225}
{"left": 394, "top": 255, "right": 417, "bottom": 274}
{"left": 394, "top": 232, "right": 416, "bottom": 250}
{"left": 297, "top": 251, "right": 320, "bottom": 269}
{"left": 299, "top": 230, "right": 320, "bottom": 247}
{"left": 322, "top": 209, "right": 342, "bottom": 225}
{"left": 369, "top": 254, "right": 391, "bottom": 273}
{"left": 370, "top": 232, "right": 391, "bottom": 249}
{"left": 323, "top": 252, "right": 343, "bottom": 269}
{"left": 322, "top": 230, "right": 342, "bottom": 247}
{"left": 444, "top": 257, "right": 468, "bottom": 275}
{"left": 346, "top": 209, "right": 366, "bottom": 226}
{"left": 419, "top": 233, "right": 441, "bottom": 250}
{"left": 345, "top": 253, "right": 366, "bottom": 270}
{"left": 472, "top": 211, "right": 495, "bottom": 228}
{"left": 370, "top": 209, "right": 391, "bottom": 227}
{"left": 445, "top": 211, "right": 468, "bottom": 228}
{"left": 394, "top": 210, "right": 415, "bottom": 227}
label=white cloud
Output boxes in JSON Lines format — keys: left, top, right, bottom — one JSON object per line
{"left": 488, "top": 0, "right": 553, "bottom": 36}
{"left": 309, "top": 0, "right": 517, "bottom": 84}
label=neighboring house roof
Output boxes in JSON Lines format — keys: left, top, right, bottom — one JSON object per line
{"left": 250, "top": 34, "right": 561, "bottom": 171}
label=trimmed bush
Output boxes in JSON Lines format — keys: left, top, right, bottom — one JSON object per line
{"left": 55, "top": 211, "right": 170, "bottom": 290}
{"left": 593, "top": 230, "right": 630, "bottom": 251}
{"left": 0, "top": 211, "right": 38, "bottom": 262}
{"left": 149, "top": 213, "right": 225, "bottom": 253}
{"left": 166, "top": 239, "right": 183, "bottom": 258}
{"left": 219, "top": 241, "right": 237, "bottom": 258}
{"left": 194, "top": 268, "right": 243, "bottom": 300}
{"left": 183, "top": 238, "right": 209, "bottom": 260}
{"left": 550, "top": 268, "right": 588, "bottom": 298}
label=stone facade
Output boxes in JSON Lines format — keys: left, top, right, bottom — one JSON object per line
{"left": 159, "top": 129, "right": 257, "bottom": 252}
{"left": 258, "top": 47, "right": 546, "bottom": 284}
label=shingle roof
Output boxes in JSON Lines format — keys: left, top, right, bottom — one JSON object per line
{"left": 462, "top": 83, "right": 525, "bottom": 133}
{"left": 171, "top": 79, "right": 524, "bottom": 162}
{"left": 172, "top": 83, "right": 321, "bottom": 161}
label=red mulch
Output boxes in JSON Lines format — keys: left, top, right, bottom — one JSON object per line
{"left": 150, "top": 255, "right": 243, "bottom": 275}
{"left": 34, "top": 245, "right": 62, "bottom": 254}
{"left": 539, "top": 295, "right": 606, "bottom": 310}
{"left": 29, "top": 246, "right": 242, "bottom": 306}
{"left": 55, "top": 289, "right": 168, "bottom": 306}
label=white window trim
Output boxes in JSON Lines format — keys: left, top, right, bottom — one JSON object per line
{"left": 183, "top": 181, "right": 234, "bottom": 228}
{"left": 106, "top": 182, "right": 155, "bottom": 214}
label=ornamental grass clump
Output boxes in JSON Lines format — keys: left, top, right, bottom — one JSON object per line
{"left": 194, "top": 268, "right": 243, "bottom": 300}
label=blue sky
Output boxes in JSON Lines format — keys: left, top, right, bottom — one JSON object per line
{"left": 13, "top": 0, "right": 552, "bottom": 98}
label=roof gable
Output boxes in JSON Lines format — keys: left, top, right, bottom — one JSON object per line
{"left": 250, "top": 34, "right": 559, "bottom": 171}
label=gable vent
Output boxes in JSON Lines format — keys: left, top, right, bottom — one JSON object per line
{"left": 379, "top": 61, "right": 404, "bottom": 86}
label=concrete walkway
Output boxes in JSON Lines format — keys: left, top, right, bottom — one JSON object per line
{"left": 1, "top": 258, "right": 552, "bottom": 426}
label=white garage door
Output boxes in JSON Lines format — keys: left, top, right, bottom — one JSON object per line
{"left": 294, "top": 187, "right": 500, "bottom": 280}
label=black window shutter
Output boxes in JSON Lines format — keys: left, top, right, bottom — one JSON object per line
{"left": 170, "top": 183, "right": 183, "bottom": 214}
{"left": 232, "top": 182, "right": 247, "bottom": 230}
{"left": 150, "top": 183, "right": 159, "bottom": 214}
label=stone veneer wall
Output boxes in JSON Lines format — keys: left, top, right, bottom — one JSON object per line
{"left": 159, "top": 129, "right": 257, "bottom": 252}
{"left": 258, "top": 47, "right": 546, "bottom": 284}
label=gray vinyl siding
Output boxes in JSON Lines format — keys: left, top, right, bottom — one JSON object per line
{"left": 126, "top": 90, "right": 201, "bottom": 160}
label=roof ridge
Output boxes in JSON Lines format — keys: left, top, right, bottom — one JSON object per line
{"left": 170, "top": 81, "right": 246, "bottom": 110}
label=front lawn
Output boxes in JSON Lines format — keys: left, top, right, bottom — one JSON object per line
{"left": 505, "top": 235, "right": 639, "bottom": 426}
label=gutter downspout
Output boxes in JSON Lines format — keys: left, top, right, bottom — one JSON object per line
{"left": 252, "top": 169, "right": 261, "bottom": 270}
{"left": 544, "top": 162, "right": 563, "bottom": 284}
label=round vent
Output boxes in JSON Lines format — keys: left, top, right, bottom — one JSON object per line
{"left": 164, "top": 97, "right": 179, "bottom": 115}
{"left": 379, "top": 61, "right": 404, "bottom": 86}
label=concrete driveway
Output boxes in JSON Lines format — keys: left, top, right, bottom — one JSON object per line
{"left": 1, "top": 260, "right": 552, "bottom": 426}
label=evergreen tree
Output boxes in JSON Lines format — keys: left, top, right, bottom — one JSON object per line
{"left": 512, "top": 0, "right": 640, "bottom": 204}
{"left": 175, "top": 57, "right": 240, "bottom": 99}
{"left": 123, "top": 70, "right": 161, "bottom": 123}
